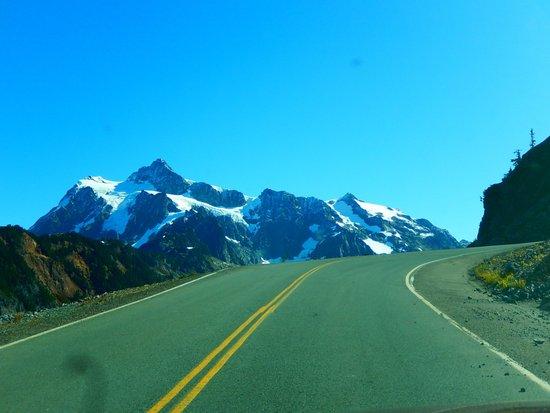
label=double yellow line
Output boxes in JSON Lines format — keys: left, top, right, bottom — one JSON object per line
{"left": 148, "top": 261, "right": 335, "bottom": 413}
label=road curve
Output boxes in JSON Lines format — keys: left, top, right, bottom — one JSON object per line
{"left": 0, "top": 245, "right": 548, "bottom": 412}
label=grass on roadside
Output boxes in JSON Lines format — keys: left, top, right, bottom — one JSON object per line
{"left": 473, "top": 265, "right": 527, "bottom": 289}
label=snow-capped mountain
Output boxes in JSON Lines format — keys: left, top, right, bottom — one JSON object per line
{"left": 30, "top": 159, "right": 461, "bottom": 268}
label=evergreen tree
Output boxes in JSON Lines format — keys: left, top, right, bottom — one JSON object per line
{"left": 530, "top": 128, "right": 536, "bottom": 148}
{"left": 511, "top": 149, "right": 522, "bottom": 168}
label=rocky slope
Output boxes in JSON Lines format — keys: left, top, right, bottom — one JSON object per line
{"left": 474, "top": 135, "right": 550, "bottom": 246}
{"left": 0, "top": 225, "right": 221, "bottom": 315}
{"left": 30, "top": 159, "right": 461, "bottom": 267}
{"left": 471, "top": 241, "right": 550, "bottom": 308}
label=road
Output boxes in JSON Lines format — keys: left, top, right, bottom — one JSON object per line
{"left": 1, "top": 245, "right": 549, "bottom": 412}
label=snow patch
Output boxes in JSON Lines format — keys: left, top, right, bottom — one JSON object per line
{"left": 102, "top": 193, "right": 140, "bottom": 234}
{"left": 332, "top": 200, "right": 381, "bottom": 233}
{"left": 363, "top": 238, "right": 393, "bottom": 255}
{"left": 355, "top": 199, "right": 400, "bottom": 221}
{"left": 242, "top": 197, "right": 261, "bottom": 219}
{"left": 242, "top": 197, "right": 262, "bottom": 234}
{"left": 261, "top": 257, "right": 282, "bottom": 265}
{"left": 76, "top": 176, "right": 125, "bottom": 209}
{"left": 114, "top": 180, "right": 155, "bottom": 195}
{"left": 294, "top": 237, "right": 319, "bottom": 261}
{"left": 167, "top": 194, "right": 246, "bottom": 224}
{"left": 132, "top": 194, "right": 248, "bottom": 248}
{"left": 132, "top": 211, "right": 189, "bottom": 248}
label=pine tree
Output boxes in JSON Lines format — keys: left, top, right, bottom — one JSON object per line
{"left": 530, "top": 128, "right": 536, "bottom": 148}
{"left": 511, "top": 149, "right": 522, "bottom": 168}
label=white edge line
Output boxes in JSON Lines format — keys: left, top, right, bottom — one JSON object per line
{"left": 0, "top": 269, "right": 224, "bottom": 351}
{"left": 405, "top": 251, "right": 550, "bottom": 393}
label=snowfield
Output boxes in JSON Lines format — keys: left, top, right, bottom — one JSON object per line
{"left": 330, "top": 199, "right": 382, "bottom": 233}
{"left": 355, "top": 199, "right": 400, "bottom": 221}
{"left": 363, "top": 238, "right": 393, "bottom": 254}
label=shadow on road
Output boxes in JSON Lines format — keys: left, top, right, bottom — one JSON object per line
{"left": 64, "top": 353, "right": 107, "bottom": 412}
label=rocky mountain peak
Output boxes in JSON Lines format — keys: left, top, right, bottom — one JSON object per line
{"left": 129, "top": 159, "right": 175, "bottom": 180}
{"left": 148, "top": 158, "right": 176, "bottom": 174}
{"left": 187, "top": 182, "right": 246, "bottom": 208}
{"left": 339, "top": 193, "right": 358, "bottom": 203}
{"left": 124, "top": 159, "right": 190, "bottom": 194}
{"left": 259, "top": 188, "right": 278, "bottom": 197}
{"left": 258, "top": 188, "right": 296, "bottom": 201}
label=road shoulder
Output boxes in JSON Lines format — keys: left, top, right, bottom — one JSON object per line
{"left": 0, "top": 270, "right": 224, "bottom": 347}
{"left": 413, "top": 251, "right": 550, "bottom": 383}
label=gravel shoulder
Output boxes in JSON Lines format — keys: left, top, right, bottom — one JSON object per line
{"left": 414, "top": 249, "right": 550, "bottom": 383}
{"left": 0, "top": 270, "right": 227, "bottom": 346}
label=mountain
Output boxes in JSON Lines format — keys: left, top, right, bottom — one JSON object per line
{"left": 30, "top": 159, "right": 461, "bottom": 267}
{"left": 473, "top": 136, "right": 550, "bottom": 246}
{"left": 0, "top": 225, "right": 217, "bottom": 315}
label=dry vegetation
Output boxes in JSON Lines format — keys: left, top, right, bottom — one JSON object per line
{"left": 471, "top": 241, "right": 550, "bottom": 307}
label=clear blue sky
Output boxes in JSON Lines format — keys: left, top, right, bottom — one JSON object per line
{"left": 1, "top": 1, "right": 549, "bottom": 241}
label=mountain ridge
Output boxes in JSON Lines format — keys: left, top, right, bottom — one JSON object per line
{"left": 30, "top": 160, "right": 461, "bottom": 267}
{"left": 0, "top": 225, "right": 222, "bottom": 315}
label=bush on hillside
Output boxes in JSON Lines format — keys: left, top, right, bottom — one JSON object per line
{"left": 471, "top": 241, "right": 550, "bottom": 307}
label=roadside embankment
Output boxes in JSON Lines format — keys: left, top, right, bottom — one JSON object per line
{"left": 471, "top": 241, "right": 550, "bottom": 308}
{"left": 413, "top": 247, "right": 550, "bottom": 383}
{"left": 0, "top": 270, "right": 224, "bottom": 346}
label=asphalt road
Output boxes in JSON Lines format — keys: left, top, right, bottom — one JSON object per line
{"left": 1, "top": 245, "right": 549, "bottom": 412}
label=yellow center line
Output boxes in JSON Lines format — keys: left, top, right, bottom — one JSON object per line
{"left": 148, "top": 261, "right": 334, "bottom": 413}
{"left": 170, "top": 262, "right": 334, "bottom": 412}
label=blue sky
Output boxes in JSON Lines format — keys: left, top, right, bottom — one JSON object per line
{"left": 1, "top": 1, "right": 549, "bottom": 241}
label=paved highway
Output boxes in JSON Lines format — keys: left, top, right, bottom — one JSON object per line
{"left": 1, "top": 245, "right": 549, "bottom": 412}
